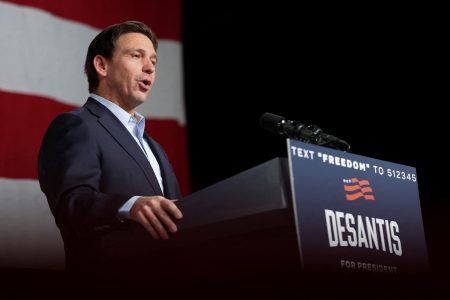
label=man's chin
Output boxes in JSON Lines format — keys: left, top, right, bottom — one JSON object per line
{"left": 132, "top": 94, "right": 149, "bottom": 106}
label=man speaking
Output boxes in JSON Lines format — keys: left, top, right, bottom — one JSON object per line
{"left": 38, "top": 21, "right": 183, "bottom": 273}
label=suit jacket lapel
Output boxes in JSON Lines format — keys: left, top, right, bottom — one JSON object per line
{"left": 144, "top": 133, "right": 175, "bottom": 198}
{"left": 84, "top": 98, "right": 163, "bottom": 195}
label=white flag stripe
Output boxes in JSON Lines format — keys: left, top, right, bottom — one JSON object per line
{"left": 142, "top": 40, "right": 186, "bottom": 124}
{"left": 0, "top": 178, "right": 64, "bottom": 270}
{"left": 0, "top": 2, "right": 185, "bottom": 124}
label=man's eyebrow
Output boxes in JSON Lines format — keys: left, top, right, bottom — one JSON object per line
{"left": 126, "top": 48, "right": 144, "bottom": 53}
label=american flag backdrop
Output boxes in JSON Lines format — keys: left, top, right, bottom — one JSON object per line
{"left": 0, "top": 0, "right": 188, "bottom": 269}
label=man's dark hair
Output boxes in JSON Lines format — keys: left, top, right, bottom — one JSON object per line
{"left": 84, "top": 21, "right": 158, "bottom": 93}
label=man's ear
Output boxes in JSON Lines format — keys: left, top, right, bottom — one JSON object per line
{"left": 93, "top": 55, "right": 108, "bottom": 78}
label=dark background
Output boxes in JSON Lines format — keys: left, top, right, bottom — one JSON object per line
{"left": 1, "top": 2, "right": 446, "bottom": 297}
{"left": 182, "top": 2, "right": 448, "bottom": 278}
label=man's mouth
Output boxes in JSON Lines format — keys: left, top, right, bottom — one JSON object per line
{"left": 138, "top": 79, "right": 151, "bottom": 91}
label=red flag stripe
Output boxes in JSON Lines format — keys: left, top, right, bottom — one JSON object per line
{"left": 345, "top": 192, "right": 375, "bottom": 201}
{"left": 361, "top": 187, "right": 373, "bottom": 193}
{"left": 352, "top": 178, "right": 370, "bottom": 186}
{"left": 364, "top": 195, "right": 375, "bottom": 201}
{"left": 344, "top": 184, "right": 360, "bottom": 192}
{"left": 345, "top": 192, "right": 364, "bottom": 201}
{"left": 0, "top": 90, "right": 74, "bottom": 179}
{"left": 1, "top": 0, "right": 181, "bottom": 40}
{"left": 345, "top": 191, "right": 375, "bottom": 200}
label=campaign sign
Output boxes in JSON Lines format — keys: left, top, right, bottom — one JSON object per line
{"left": 287, "top": 139, "right": 429, "bottom": 273}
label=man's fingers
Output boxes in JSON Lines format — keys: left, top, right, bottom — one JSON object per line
{"left": 162, "top": 199, "right": 183, "bottom": 219}
{"left": 131, "top": 196, "right": 183, "bottom": 240}
{"left": 137, "top": 211, "right": 159, "bottom": 240}
{"left": 154, "top": 207, "right": 178, "bottom": 233}
{"left": 143, "top": 206, "right": 170, "bottom": 240}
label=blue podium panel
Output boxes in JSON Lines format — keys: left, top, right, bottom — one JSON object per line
{"left": 287, "top": 139, "right": 428, "bottom": 274}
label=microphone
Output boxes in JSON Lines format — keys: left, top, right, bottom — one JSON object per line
{"left": 259, "top": 112, "right": 351, "bottom": 151}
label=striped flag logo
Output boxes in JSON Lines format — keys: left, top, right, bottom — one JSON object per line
{"left": 0, "top": 0, "right": 187, "bottom": 269}
{"left": 343, "top": 178, "right": 375, "bottom": 201}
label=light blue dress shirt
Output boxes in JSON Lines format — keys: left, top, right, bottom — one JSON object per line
{"left": 90, "top": 93, "right": 164, "bottom": 219}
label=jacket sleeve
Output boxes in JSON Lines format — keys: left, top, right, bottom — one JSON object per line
{"left": 38, "top": 112, "right": 130, "bottom": 238}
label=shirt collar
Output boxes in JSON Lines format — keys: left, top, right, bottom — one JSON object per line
{"left": 90, "top": 93, "right": 146, "bottom": 130}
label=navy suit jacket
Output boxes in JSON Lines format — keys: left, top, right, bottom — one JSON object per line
{"left": 38, "top": 98, "right": 181, "bottom": 271}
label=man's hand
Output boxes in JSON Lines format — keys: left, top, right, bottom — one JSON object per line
{"left": 130, "top": 196, "right": 183, "bottom": 240}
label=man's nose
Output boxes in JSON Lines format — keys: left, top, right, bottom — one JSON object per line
{"left": 143, "top": 59, "right": 155, "bottom": 74}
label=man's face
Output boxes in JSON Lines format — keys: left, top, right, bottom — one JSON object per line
{"left": 102, "top": 32, "right": 157, "bottom": 113}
